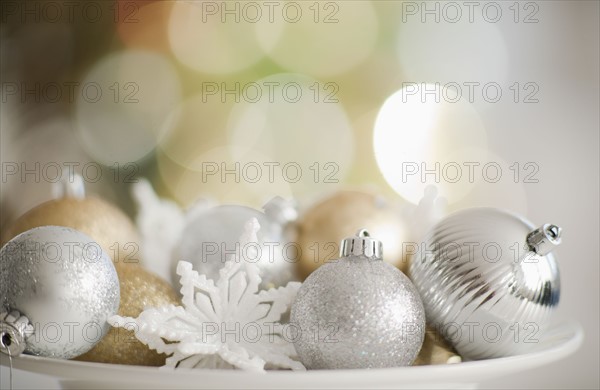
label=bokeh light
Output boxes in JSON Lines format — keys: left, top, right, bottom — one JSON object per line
{"left": 168, "top": 1, "right": 277, "bottom": 74}
{"left": 75, "top": 50, "right": 181, "bottom": 165}
{"left": 0, "top": 2, "right": 598, "bottom": 387}
{"left": 226, "top": 73, "right": 354, "bottom": 199}
{"left": 373, "top": 84, "right": 488, "bottom": 204}
{"left": 157, "top": 145, "right": 295, "bottom": 208}
{"left": 158, "top": 93, "right": 234, "bottom": 170}
{"left": 256, "top": 1, "right": 378, "bottom": 77}
{"left": 117, "top": 1, "right": 173, "bottom": 52}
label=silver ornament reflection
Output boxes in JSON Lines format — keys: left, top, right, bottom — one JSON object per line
{"left": 410, "top": 208, "right": 561, "bottom": 360}
{"left": 177, "top": 197, "right": 298, "bottom": 289}
{"left": 0, "top": 226, "right": 120, "bottom": 359}
{"left": 291, "top": 230, "right": 425, "bottom": 369}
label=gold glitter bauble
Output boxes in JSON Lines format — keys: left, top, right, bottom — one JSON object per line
{"left": 75, "top": 264, "right": 180, "bottom": 366}
{"left": 413, "top": 327, "right": 462, "bottom": 366}
{"left": 1, "top": 196, "right": 139, "bottom": 270}
{"left": 296, "top": 190, "right": 410, "bottom": 279}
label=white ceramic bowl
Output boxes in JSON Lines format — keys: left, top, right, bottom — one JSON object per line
{"left": 0, "top": 320, "right": 582, "bottom": 390}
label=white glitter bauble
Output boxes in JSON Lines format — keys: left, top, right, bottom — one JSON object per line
{"left": 410, "top": 207, "right": 561, "bottom": 360}
{"left": 291, "top": 230, "right": 425, "bottom": 369}
{"left": 0, "top": 226, "right": 120, "bottom": 359}
{"left": 177, "top": 197, "right": 298, "bottom": 289}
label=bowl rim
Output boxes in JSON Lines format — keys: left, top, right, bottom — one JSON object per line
{"left": 0, "top": 320, "right": 583, "bottom": 387}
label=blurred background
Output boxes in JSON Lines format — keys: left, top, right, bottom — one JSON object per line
{"left": 0, "top": 0, "right": 598, "bottom": 388}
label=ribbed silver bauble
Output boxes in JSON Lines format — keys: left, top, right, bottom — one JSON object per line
{"left": 291, "top": 230, "right": 425, "bottom": 369}
{"left": 410, "top": 208, "right": 561, "bottom": 360}
{"left": 0, "top": 226, "right": 120, "bottom": 359}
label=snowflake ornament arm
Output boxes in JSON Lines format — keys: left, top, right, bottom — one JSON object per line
{"left": 131, "top": 178, "right": 185, "bottom": 283}
{"left": 109, "top": 218, "right": 306, "bottom": 372}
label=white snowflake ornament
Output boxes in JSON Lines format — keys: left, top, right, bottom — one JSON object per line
{"left": 132, "top": 178, "right": 185, "bottom": 283}
{"left": 109, "top": 218, "right": 305, "bottom": 372}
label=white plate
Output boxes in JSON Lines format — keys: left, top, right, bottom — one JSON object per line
{"left": 0, "top": 321, "right": 583, "bottom": 390}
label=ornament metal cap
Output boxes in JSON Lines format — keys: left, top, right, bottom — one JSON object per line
{"left": 527, "top": 223, "right": 562, "bottom": 256}
{"left": 340, "top": 229, "right": 383, "bottom": 260}
{"left": 0, "top": 310, "right": 33, "bottom": 357}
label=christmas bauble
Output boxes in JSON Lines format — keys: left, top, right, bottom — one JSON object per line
{"left": 410, "top": 207, "right": 561, "bottom": 359}
{"left": 0, "top": 226, "right": 120, "bottom": 359}
{"left": 412, "top": 327, "right": 461, "bottom": 366}
{"left": 2, "top": 196, "right": 140, "bottom": 271}
{"left": 291, "top": 230, "right": 425, "bottom": 369}
{"left": 296, "top": 190, "right": 410, "bottom": 279}
{"left": 176, "top": 197, "right": 298, "bottom": 289}
{"left": 75, "top": 264, "right": 179, "bottom": 366}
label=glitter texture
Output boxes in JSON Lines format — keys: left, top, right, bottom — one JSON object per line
{"left": 1, "top": 196, "right": 140, "bottom": 270}
{"left": 290, "top": 255, "right": 425, "bottom": 369}
{"left": 0, "top": 226, "right": 120, "bottom": 359}
{"left": 75, "top": 264, "right": 180, "bottom": 366}
{"left": 109, "top": 219, "right": 305, "bottom": 372}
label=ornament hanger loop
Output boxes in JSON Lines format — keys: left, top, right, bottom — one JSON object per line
{"left": 527, "top": 223, "right": 562, "bottom": 256}
{"left": 357, "top": 229, "right": 370, "bottom": 237}
{"left": 545, "top": 224, "right": 562, "bottom": 242}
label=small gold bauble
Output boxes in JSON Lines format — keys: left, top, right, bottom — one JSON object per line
{"left": 75, "top": 264, "right": 180, "bottom": 366}
{"left": 413, "top": 327, "right": 462, "bottom": 366}
{"left": 1, "top": 196, "right": 140, "bottom": 270}
{"left": 296, "top": 190, "right": 410, "bottom": 279}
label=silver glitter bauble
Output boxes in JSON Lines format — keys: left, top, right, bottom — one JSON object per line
{"left": 410, "top": 207, "right": 561, "bottom": 360}
{"left": 291, "top": 230, "right": 425, "bottom": 369}
{"left": 0, "top": 226, "right": 120, "bottom": 359}
{"left": 177, "top": 197, "right": 298, "bottom": 289}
